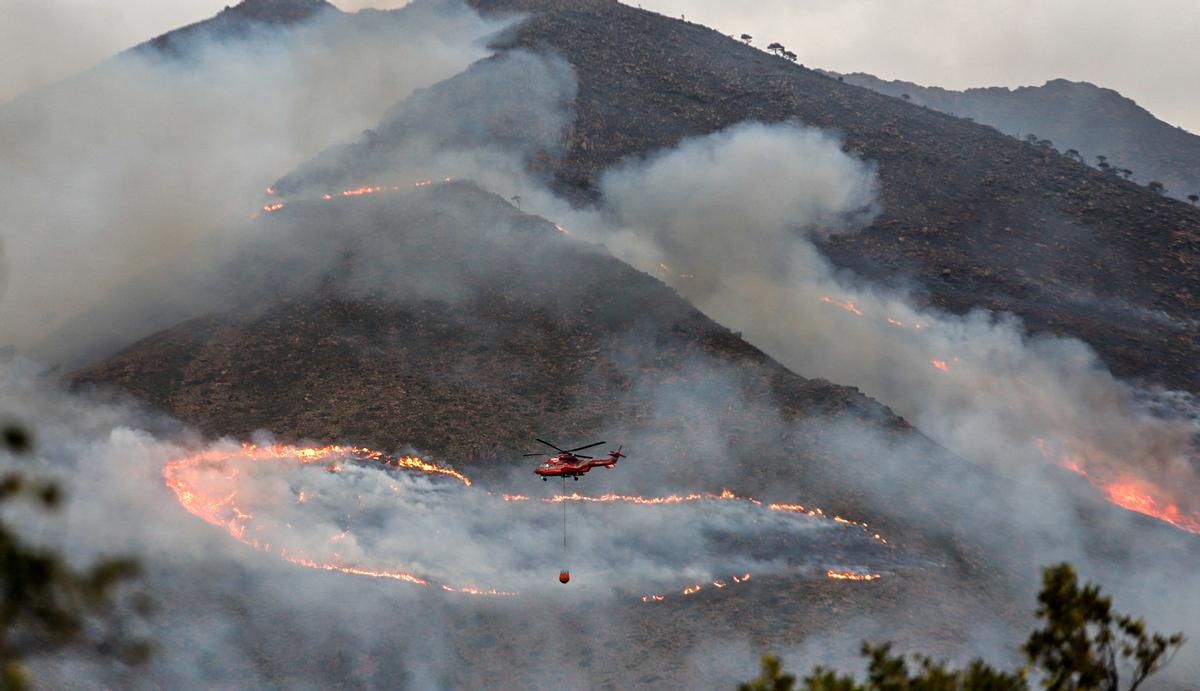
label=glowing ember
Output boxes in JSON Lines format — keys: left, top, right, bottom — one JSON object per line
{"left": 265, "top": 186, "right": 276, "bottom": 195}
{"left": 502, "top": 489, "right": 886, "bottom": 545}
{"left": 1034, "top": 438, "right": 1200, "bottom": 535}
{"left": 554, "top": 224, "right": 570, "bottom": 234}
{"left": 340, "top": 186, "right": 382, "bottom": 197}
{"left": 819, "top": 295, "right": 864, "bottom": 317}
{"left": 263, "top": 203, "right": 285, "bottom": 213}
{"left": 826, "top": 569, "right": 881, "bottom": 581}
{"left": 167, "top": 444, "right": 890, "bottom": 601}
{"left": 659, "top": 262, "right": 672, "bottom": 273}
{"left": 162, "top": 443, "right": 499, "bottom": 595}
{"left": 930, "top": 359, "right": 949, "bottom": 373}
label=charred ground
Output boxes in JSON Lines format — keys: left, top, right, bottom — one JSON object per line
{"left": 449, "top": 0, "right": 1199, "bottom": 397}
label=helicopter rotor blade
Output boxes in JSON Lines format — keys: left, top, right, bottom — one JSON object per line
{"left": 574, "top": 454, "right": 594, "bottom": 459}
{"left": 564, "top": 441, "right": 605, "bottom": 453}
{"left": 536, "top": 438, "right": 566, "bottom": 453}
{"left": 522, "top": 453, "right": 545, "bottom": 457}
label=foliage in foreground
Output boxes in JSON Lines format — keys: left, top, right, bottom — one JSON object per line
{"left": 739, "top": 564, "right": 1185, "bottom": 691}
{"left": 0, "top": 422, "right": 150, "bottom": 690}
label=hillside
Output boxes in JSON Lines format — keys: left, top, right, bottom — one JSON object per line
{"left": 434, "top": 0, "right": 1196, "bottom": 398}
{"left": 74, "top": 181, "right": 1188, "bottom": 683}
{"left": 829, "top": 72, "right": 1200, "bottom": 204}
{"left": 137, "top": 0, "right": 337, "bottom": 57}
{"left": 74, "top": 183, "right": 917, "bottom": 518}
{"left": 56, "top": 3, "right": 1200, "bottom": 684}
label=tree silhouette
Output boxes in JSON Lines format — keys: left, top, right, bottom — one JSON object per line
{"left": 740, "top": 563, "right": 1184, "bottom": 691}
{"left": 1025, "top": 564, "right": 1183, "bottom": 691}
{"left": 783, "top": 50, "right": 798, "bottom": 62}
{"left": 766, "top": 42, "right": 784, "bottom": 56}
{"left": 0, "top": 423, "right": 150, "bottom": 689}
{"left": 740, "top": 33, "right": 753, "bottom": 44}
{"left": 1187, "top": 194, "right": 1198, "bottom": 205}
{"left": 1064, "top": 149, "right": 1083, "bottom": 162}
{"left": 1147, "top": 181, "right": 1166, "bottom": 195}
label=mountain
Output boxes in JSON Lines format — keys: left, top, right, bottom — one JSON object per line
{"left": 53, "top": 0, "right": 1200, "bottom": 685}
{"left": 445, "top": 0, "right": 1197, "bottom": 399}
{"left": 827, "top": 72, "right": 1200, "bottom": 204}
{"left": 75, "top": 181, "right": 1186, "bottom": 685}
{"left": 73, "top": 182, "right": 922, "bottom": 526}
{"left": 139, "top": 0, "right": 337, "bottom": 58}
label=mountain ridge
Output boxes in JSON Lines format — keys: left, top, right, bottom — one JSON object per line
{"left": 452, "top": 0, "right": 1200, "bottom": 396}
{"left": 827, "top": 72, "right": 1200, "bottom": 203}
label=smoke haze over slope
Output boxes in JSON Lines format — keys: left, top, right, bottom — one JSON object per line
{"left": 588, "top": 120, "right": 1200, "bottom": 539}
{"left": 2, "top": 0, "right": 1199, "bottom": 686}
{"left": 0, "top": 0, "right": 501, "bottom": 366}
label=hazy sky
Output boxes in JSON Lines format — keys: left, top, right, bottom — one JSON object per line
{"left": 1, "top": 0, "right": 1197, "bottom": 133}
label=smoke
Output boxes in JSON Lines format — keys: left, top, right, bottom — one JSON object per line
{"left": 581, "top": 119, "right": 1200, "bottom": 682}
{"left": 0, "top": 0, "right": 502, "bottom": 367}
{"left": 588, "top": 119, "right": 1200, "bottom": 520}
{"left": 3, "top": 0, "right": 1199, "bottom": 685}
{"left": 1, "top": 351, "right": 912, "bottom": 687}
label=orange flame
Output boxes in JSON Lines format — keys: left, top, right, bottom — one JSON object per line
{"left": 819, "top": 295, "right": 864, "bottom": 317}
{"left": 263, "top": 203, "right": 284, "bottom": 213}
{"left": 930, "top": 359, "right": 949, "bottom": 373}
{"left": 162, "top": 443, "right": 501, "bottom": 595}
{"left": 826, "top": 569, "right": 881, "bottom": 581}
{"left": 1034, "top": 438, "right": 1200, "bottom": 535}
{"left": 168, "top": 444, "right": 890, "bottom": 601}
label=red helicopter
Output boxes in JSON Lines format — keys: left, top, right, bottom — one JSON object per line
{"left": 527, "top": 439, "right": 626, "bottom": 480}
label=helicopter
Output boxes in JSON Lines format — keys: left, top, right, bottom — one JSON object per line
{"left": 526, "top": 439, "right": 626, "bottom": 480}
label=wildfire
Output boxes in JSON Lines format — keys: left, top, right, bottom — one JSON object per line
{"left": 826, "top": 569, "right": 881, "bottom": 581}
{"left": 817, "top": 296, "right": 926, "bottom": 330}
{"left": 819, "top": 295, "right": 864, "bottom": 317}
{"left": 930, "top": 359, "right": 949, "bottom": 373}
{"left": 553, "top": 224, "right": 570, "bottom": 234}
{"left": 504, "top": 488, "right": 886, "bottom": 545}
{"left": 166, "top": 444, "right": 891, "bottom": 601}
{"left": 263, "top": 202, "right": 285, "bottom": 213}
{"left": 1034, "top": 439, "right": 1200, "bottom": 535}
{"left": 162, "top": 443, "right": 501, "bottom": 595}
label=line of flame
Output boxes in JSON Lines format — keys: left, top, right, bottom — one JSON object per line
{"left": 162, "top": 443, "right": 505, "bottom": 595}
{"left": 826, "top": 569, "right": 882, "bottom": 581}
{"left": 1035, "top": 439, "right": 1200, "bottom": 534}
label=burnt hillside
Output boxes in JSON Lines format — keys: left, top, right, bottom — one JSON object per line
{"left": 452, "top": 0, "right": 1199, "bottom": 396}
{"left": 74, "top": 183, "right": 913, "bottom": 520}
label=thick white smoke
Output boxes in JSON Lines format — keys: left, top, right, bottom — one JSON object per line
{"left": 0, "top": 0, "right": 502, "bottom": 367}
{"left": 3, "top": 0, "right": 1198, "bottom": 684}
{"left": 590, "top": 120, "right": 1200, "bottom": 529}
{"left": 577, "top": 120, "right": 1200, "bottom": 681}
{"left": 0, "top": 355, "right": 903, "bottom": 686}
